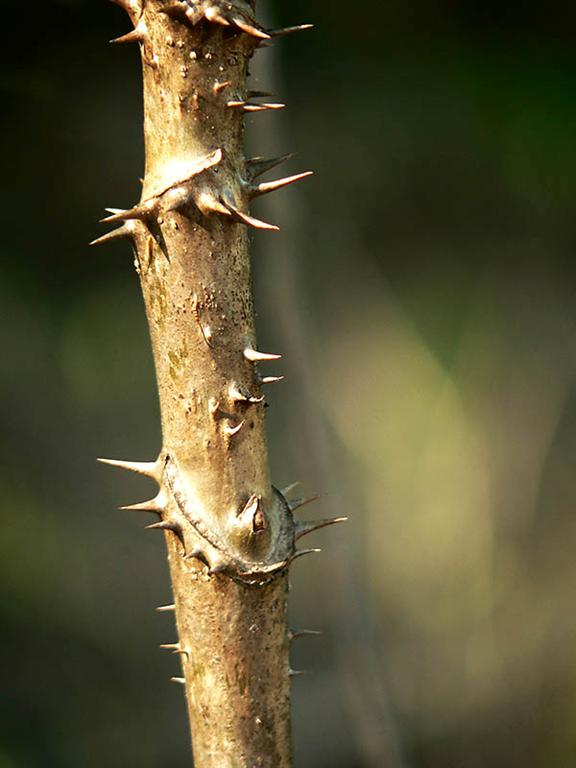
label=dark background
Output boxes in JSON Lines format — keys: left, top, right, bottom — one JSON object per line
{"left": 3, "top": 1, "right": 576, "bottom": 766}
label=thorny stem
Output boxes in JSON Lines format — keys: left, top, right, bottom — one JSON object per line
{"left": 95, "top": 1, "right": 344, "bottom": 765}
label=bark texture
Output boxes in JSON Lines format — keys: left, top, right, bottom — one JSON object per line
{"left": 94, "top": 1, "right": 343, "bottom": 766}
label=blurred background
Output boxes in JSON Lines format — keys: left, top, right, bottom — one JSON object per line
{"left": 2, "top": 0, "right": 576, "bottom": 765}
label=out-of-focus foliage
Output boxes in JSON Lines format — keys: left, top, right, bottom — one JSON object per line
{"left": 2, "top": 1, "right": 576, "bottom": 766}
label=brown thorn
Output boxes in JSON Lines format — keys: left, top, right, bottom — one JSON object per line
{"left": 232, "top": 17, "right": 270, "bottom": 40}
{"left": 251, "top": 171, "right": 313, "bottom": 198}
{"left": 110, "top": 23, "right": 146, "bottom": 45}
{"left": 119, "top": 497, "right": 164, "bottom": 514}
{"left": 289, "top": 668, "right": 310, "bottom": 677}
{"left": 222, "top": 200, "right": 279, "bottom": 232}
{"left": 204, "top": 7, "right": 231, "bottom": 26}
{"left": 289, "top": 495, "right": 320, "bottom": 513}
{"left": 281, "top": 481, "right": 301, "bottom": 497}
{"left": 295, "top": 517, "right": 348, "bottom": 540}
{"left": 290, "top": 548, "right": 322, "bottom": 564}
{"left": 270, "top": 24, "right": 314, "bottom": 38}
{"left": 213, "top": 80, "right": 232, "bottom": 94}
{"left": 146, "top": 521, "right": 182, "bottom": 534}
{"left": 289, "top": 629, "right": 322, "bottom": 641}
{"left": 246, "top": 153, "right": 294, "bottom": 180}
{"left": 89, "top": 224, "right": 132, "bottom": 247}
{"left": 97, "top": 457, "right": 158, "bottom": 479}
{"left": 223, "top": 420, "right": 245, "bottom": 437}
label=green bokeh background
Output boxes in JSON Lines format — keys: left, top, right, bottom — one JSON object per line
{"left": 2, "top": 1, "right": 576, "bottom": 766}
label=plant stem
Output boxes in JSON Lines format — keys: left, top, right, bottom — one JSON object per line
{"left": 94, "top": 1, "right": 340, "bottom": 765}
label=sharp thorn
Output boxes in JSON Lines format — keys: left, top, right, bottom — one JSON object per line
{"left": 289, "top": 668, "right": 309, "bottom": 677}
{"left": 204, "top": 7, "right": 231, "bottom": 25}
{"left": 227, "top": 101, "right": 285, "bottom": 113}
{"left": 213, "top": 80, "right": 232, "bottom": 94}
{"left": 100, "top": 209, "right": 129, "bottom": 224}
{"left": 295, "top": 517, "right": 348, "bottom": 540}
{"left": 222, "top": 201, "right": 279, "bottom": 231}
{"left": 289, "top": 629, "right": 322, "bottom": 641}
{"left": 270, "top": 24, "right": 314, "bottom": 37}
{"left": 251, "top": 171, "right": 313, "bottom": 198}
{"left": 244, "top": 348, "right": 282, "bottom": 363}
{"left": 290, "top": 548, "right": 322, "bottom": 563}
{"left": 97, "top": 457, "right": 158, "bottom": 479}
{"left": 171, "top": 677, "right": 186, "bottom": 685}
{"left": 89, "top": 224, "right": 133, "bottom": 247}
{"left": 232, "top": 17, "right": 270, "bottom": 39}
{"left": 156, "top": 604, "right": 175, "bottom": 612}
{"left": 281, "top": 481, "right": 301, "bottom": 497}
{"left": 246, "top": 153, "right": 294, "bottom": 180}
{"left": 229, "top": 384, "right": 265, "bottom": 404}
{"left": 223, "top": 420, "right": 245, "bottom": 437}
{"left": 184, "top": 549, "right": 208, "bottom": 565}
{"left": 245, "top": 103, "right": 286, "bottom": 112}
{"left": 289, "top": 495, "right": 320, "bottom": 513}
{"left": 110, "top": 24, "right": 145, "bottom": 45}
{"left": 160, "top": 643, "right": 180, "bottom": 651}
{"left": 261, "top": 376, "right": 284, "bottom": 384}
{"left": 119, "top": 497, "right": 164, "bottom": 514}
{"left": 146, "top": 521, "right": 182, "bottom": 534}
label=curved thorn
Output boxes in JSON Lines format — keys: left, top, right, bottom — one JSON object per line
{"left": 290, "top": 548, "right": 322, "bottom": 563}
{"left": 204, "top": 7, "right": 230, "bottom": 25}
{"left": 156, "top": 604, "right": 175, "bottom": 612}
{"left": 232, "top": 17, "right": 270, "bottom": 39}
{"left": 213, "top": 80, "right": 231, "bottom": 94}
{"left": 281, "top": 481, "right": 301, "bottom": 497}
{"left": 223, "top": 420, "right": 245, "bottom": 437}
{"left": 97, "top": 457, "right": 159, "bottom": 479}
{"left": 229, "top": 384, "right": 265, "bottom": 404}
{"left": 289, "top": 495, "right": 320, "bottom": 513}
{"left": 251, "top": 171, "right": 313, "bottom": 198}
{"left": 295, "top": 517, "right": 348, "bottom": 540}
{"left": 289, "top": 629, "right": 322, "bottom": 641}
{"left": 222, "top": 201, "right": 279, "bottom": 231}
{"left": 244, "top": 348, "right": 282, "bottom": 362}
{"left": 184, "top": 549, "right": 208, "bottom": 565}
